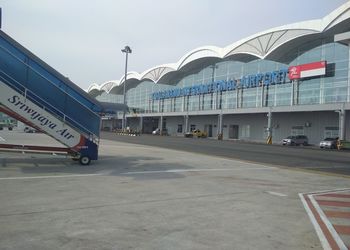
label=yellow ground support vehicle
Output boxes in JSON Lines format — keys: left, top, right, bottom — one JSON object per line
{"left": 192, "top": 129, "right": 207, "bottom": 138}
{"left": 337, "top": 140, "right": 350, "bottom": 150}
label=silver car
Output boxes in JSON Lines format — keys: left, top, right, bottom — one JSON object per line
{"left": 319, "top": 138, "right": 338, "bottom": 149}
{"left": 282, "top": 135, "right": 308, "bottom": 146}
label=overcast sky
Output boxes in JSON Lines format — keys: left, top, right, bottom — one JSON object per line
{"left": 1, "top": 0, "right": 348, "bottom": 89}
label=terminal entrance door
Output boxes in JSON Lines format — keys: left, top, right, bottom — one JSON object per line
{"left": 204, "top": 124, "right": 213, "bottom": 137}
{"left": 229, "top": 125, "right": 239, "bottom": 139}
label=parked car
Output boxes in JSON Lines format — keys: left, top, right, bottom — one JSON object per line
{"left": 282, "top": 135, "right": 308, "bottom": 146}
{"left": 319, "top": 137, "right": 338, "bottom": 149}
{"left": 152, "top": 128, "right": 160, "bottom": 135}
{"left": 24, "top": 126, "right": 36, "bottom": 133}
{"left": 152, "top": 128, "right": 168, "bottom": 135}
{"left": 184, "top": 131, "right": 193, "bottom": 138}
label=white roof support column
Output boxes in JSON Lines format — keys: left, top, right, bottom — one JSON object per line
{"left": 335, "top": 31, "right": 350, "bottom": 103}
{"left": 139, "top": 115, "right": 143, "bottom": 134}
{"left": 267, "top": 109, "right": 273, "bottom": 144}
{"left": 217, "top": 113, "right": 223, "bottom": 140}
{"left": 184, "top": 115, "right": 189, "bottom": 134}
{"left": 160, "top": 115, "right": 164, "bottom": 135}
{"left": 335, "top": 32, "right": 350, "bottom": 140}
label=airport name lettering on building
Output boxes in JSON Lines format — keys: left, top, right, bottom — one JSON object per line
{"left": 152, "top": 68, "right": 288, "bottom": 100}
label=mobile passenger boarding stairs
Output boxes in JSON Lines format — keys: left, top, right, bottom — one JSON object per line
{"left": 0, "top": 30, "right": 111, "bottom": 165}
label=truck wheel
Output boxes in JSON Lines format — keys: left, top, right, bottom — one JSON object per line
{"left": 79, "top": 156, "right": 91, "bottom": 165}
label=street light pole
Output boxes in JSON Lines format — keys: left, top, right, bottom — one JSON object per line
{"left": 121, "top": 45, "right": 132, "bottom": 130}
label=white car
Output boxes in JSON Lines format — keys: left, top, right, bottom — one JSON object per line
{"left": 319, "top": 138, "right": 338, "bottom": 149}
{"left": 152, "top": 128, "right": 160, "bottom": 135}
{"left": 24, "top": 126, "right": 36, "bottom": 133}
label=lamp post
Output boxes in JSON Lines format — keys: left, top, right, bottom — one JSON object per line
{"left": 121, "top": 45, "right": 132, "bottom": 130}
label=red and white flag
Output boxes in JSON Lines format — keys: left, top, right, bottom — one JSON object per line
{"left": 289, "top": 61, "right": 326, "bottom": 80}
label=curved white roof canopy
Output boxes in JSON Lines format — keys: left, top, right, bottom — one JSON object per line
{"left": 88, "top": 2, "right": 350, "bottom": 96}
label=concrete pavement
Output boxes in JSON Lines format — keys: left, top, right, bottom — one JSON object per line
{"left": 0, "top": 131, "right": 349, "bottom": 249}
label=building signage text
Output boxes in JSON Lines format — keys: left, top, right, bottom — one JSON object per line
{"left": 152, "top": 68, "right": 288, "bottom": 100}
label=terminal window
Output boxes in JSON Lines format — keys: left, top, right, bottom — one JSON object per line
{"left": 177, "top": 124, "right": 183, "bottom": 133}
{"left": 291, "top": 126, "right": 304, "bottom": 136}
{"left": 324, "top": 127, "right": 339, "bottom": 138}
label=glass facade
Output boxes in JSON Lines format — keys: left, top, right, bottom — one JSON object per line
{"left": 96, "top": 41, "right": 349, "bottom": 113}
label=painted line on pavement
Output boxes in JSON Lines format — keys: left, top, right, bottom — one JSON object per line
{"left": 309, "top": 194, "right": 347, "bottom": 250}
{"left": 316, "top": 200, "right": 350, "bottom": 207}
{"left": 299, "top": 193, "right": 332, "bottom": 250}
{"left": 266, "top": 191, "right": 287, "bottom": 197}
{"left": 302, "top": 166, "right": 350, "bottom": 169}
{"left": 122, "top": 167, "right": 275, "bottom": 175}
{"left": 319, "top": 193, "right": 350, "bottom": 199}
{"left": 299, "top": 189, "right": 350, "bottom": 250}
{"left": 306, "top": 188, "right": 350, "bottom": 195}
{"left": 0, "top": 174, "right": 104, "bottom": 180}
{"left": 0, "top": 136, "right": 5, "bottom": 142}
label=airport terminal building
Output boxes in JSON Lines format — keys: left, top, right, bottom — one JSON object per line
{"left": 88, "top": 3, "right": 350, "bottom": 145}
